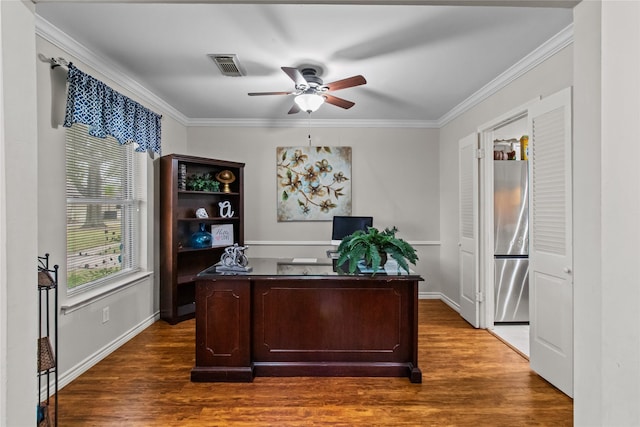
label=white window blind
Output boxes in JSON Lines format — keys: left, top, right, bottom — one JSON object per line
{"left": 66, "top": 123, "right": 141, "bottom": 291}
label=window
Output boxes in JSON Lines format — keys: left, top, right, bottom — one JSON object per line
{"left": 66, "top": 123, "right": 141, "bottom": 291}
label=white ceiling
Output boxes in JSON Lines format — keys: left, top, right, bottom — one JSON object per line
{"left": 35, "top": 2, "right": 573, "bottom": 126}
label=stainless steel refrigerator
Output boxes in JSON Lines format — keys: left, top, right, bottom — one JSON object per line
{"left": 494, "top": 161, "right": 529, "bottom": 323}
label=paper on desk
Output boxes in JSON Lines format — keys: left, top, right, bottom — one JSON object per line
{"left": 291, "top": 258, "right": 318, "bottom": 264}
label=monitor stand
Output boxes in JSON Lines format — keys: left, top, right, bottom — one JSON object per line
{"left": 326, "top": 250, "right": 339, "bottom": 259}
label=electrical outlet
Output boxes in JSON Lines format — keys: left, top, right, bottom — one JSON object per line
{"left": 102, "top": 306, "right": 110, "bottom": 324}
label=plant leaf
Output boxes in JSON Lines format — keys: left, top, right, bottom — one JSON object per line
{"left": 334, "top": 225, "right": 417, "bottom": 276}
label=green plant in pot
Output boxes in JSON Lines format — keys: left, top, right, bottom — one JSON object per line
{"left": 336, "top": 226, "right": 418, "bottom": 275}
{"left": 186, "top": 173, "right": 220, "bottom": 192}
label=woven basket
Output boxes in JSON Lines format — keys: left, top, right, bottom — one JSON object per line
{"left": 38, "top": 337, "right": 55, "bottom": 372}
{"left": 38, "top": 270, "right": 55, "bottom": 288}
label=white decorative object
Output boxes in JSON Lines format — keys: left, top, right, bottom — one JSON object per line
{"left": 218, "top": 200, "right": 234, "bottom": 218}
{"left": 216, "top": 243, "right": 252, "bottom": 272}
{"left": 211, "top": 224, "right": 234, "bottom": 247}
{"left": 195, "top": 207, "right": 209, "bottom": 218}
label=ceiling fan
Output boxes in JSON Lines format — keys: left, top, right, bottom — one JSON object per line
{"left": 248, "top": 66, "right": 367, "bottom": 114}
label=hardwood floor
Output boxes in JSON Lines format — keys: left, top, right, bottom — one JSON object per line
{"left": 54, "top": 300, "right": 572, "bottom": 426}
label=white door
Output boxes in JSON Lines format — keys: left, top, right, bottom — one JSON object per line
{"left": 459, "top": 133, "right": 480, "bottom": 327}
{"left": 527, "top": 87, "right": 573, "bottom": 397}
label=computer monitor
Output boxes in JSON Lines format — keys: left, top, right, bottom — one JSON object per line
{"left": 331, "top": 216, "right": 373, "bottom": 246}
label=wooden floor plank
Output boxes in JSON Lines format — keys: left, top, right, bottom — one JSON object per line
{"left": 55, "top": 300, "right": 572, "bottom": 426}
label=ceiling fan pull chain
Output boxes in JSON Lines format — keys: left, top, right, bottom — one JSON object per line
{"left": 308, "top": 112, "right": 312, "bottom": 146}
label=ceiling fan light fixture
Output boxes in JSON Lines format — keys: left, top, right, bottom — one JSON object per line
{"left": 294, "top": 93, "right": 324, "bottom": 112}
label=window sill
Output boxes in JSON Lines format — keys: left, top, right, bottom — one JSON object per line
{"left": 61, "top": 270, "right": 153, "bottom": 315}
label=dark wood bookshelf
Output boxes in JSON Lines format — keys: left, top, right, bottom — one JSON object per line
{"left": 159, "top": 154, "right": 244, "bottom": 324}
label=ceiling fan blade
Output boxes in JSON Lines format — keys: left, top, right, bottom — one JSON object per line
{"left": 324, "top": 75, "right": 367, "bottom": 92}
{"left": 281, "top": 67, "right": 307, "bottom": 88}
{"left": 248, "top": 91, "right": 293, "bottom": 96}
{"left": 288, "top": 103, "right": 301, "bottom": 114}
{"left": 324, "top": 94, "right": 355, "bottom": 109}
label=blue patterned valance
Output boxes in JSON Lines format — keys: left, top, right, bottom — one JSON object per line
{"left": 64, "top": 63, "right": 162, "bottom": 154}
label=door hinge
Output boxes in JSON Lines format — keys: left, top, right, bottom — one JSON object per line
{"left": 476, "top": 291, "right": 484, "bottom": 302}
{"left": 474, "top": 148, "right": 485, "bottom": 159}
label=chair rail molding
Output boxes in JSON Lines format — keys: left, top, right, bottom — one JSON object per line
{"left": 246, "top": 240, "right": 441, "bottom": 246}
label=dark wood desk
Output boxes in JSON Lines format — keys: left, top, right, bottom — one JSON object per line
{"left": 190, "top": 259, "right": 423, "bottom": 383}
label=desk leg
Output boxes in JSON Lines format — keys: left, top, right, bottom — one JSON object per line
{"left": 410, "top": 365, "right": 423, "bottom": 383}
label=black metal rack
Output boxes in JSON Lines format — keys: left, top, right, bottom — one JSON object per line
{"left": 37, "top": 254, "right": 58, "bottom": 427}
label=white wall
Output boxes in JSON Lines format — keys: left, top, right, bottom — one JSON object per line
{"left": 35, "top": 35, "right": 187, "bottom": 386}
{"left": 438, "top": 45, "right": 573, "bottom": 305}
{"left": 572, "top": 0, "right": 602, "bottom": 423}
{"left": 0, "top": 2, "right": 38, "bottom": 425}
{"left": 572, "top": 2, "right": 640, "bottom": 424}
{"left": 185, "top": 126, "right": 441, "bottom": 292}
{"left": 599, "top": 1, "right": 640, "bottom": 424}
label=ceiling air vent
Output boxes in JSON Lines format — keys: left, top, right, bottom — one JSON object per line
{"left": 208, "top": 54, "right": 245, "bottom": 77}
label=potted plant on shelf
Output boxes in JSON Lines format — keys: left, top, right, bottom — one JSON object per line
{"left": 336, "top": 226, "right": 418, "bottom": 275}
{"left": 186, "top": 173, "right": 220, "bottom": 192}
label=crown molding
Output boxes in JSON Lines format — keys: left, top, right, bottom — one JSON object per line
{"left": 187, "top": 118, "right": 439, "bottom": 128}
{"left": 437, "top": 23, "right": 573, "bottom": 127}
{"left": 32, "top": 0, "right": 579, "bottom": 6}
{"left": 35, "top": 15, "right": 190, "bottom": 126}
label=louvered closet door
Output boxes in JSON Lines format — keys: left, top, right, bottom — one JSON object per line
{"left": 459, "top": 133, "right": 480, "bottom": 328}
{"left": 528, "top": 87, "right": 573, "bottom": 397}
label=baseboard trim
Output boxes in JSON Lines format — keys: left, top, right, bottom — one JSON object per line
{"left": 52, "top": 312, "right": 160, "bottom": 393}
{"left": 419, "top": 291, "right": 460, "bottom": 312}
{"left": 439, "top": 293, "right": 461, "bottom": 313}
{"left": 418, "top": 291, "right": 440, "bottom": 300}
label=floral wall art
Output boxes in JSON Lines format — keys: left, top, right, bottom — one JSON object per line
{"left": 277, "top": 146, "right": 352, "bottom": 221}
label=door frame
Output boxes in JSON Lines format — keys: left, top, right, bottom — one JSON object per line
{"left": 476, "top": 98, "right": 539, "bottom": 329}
